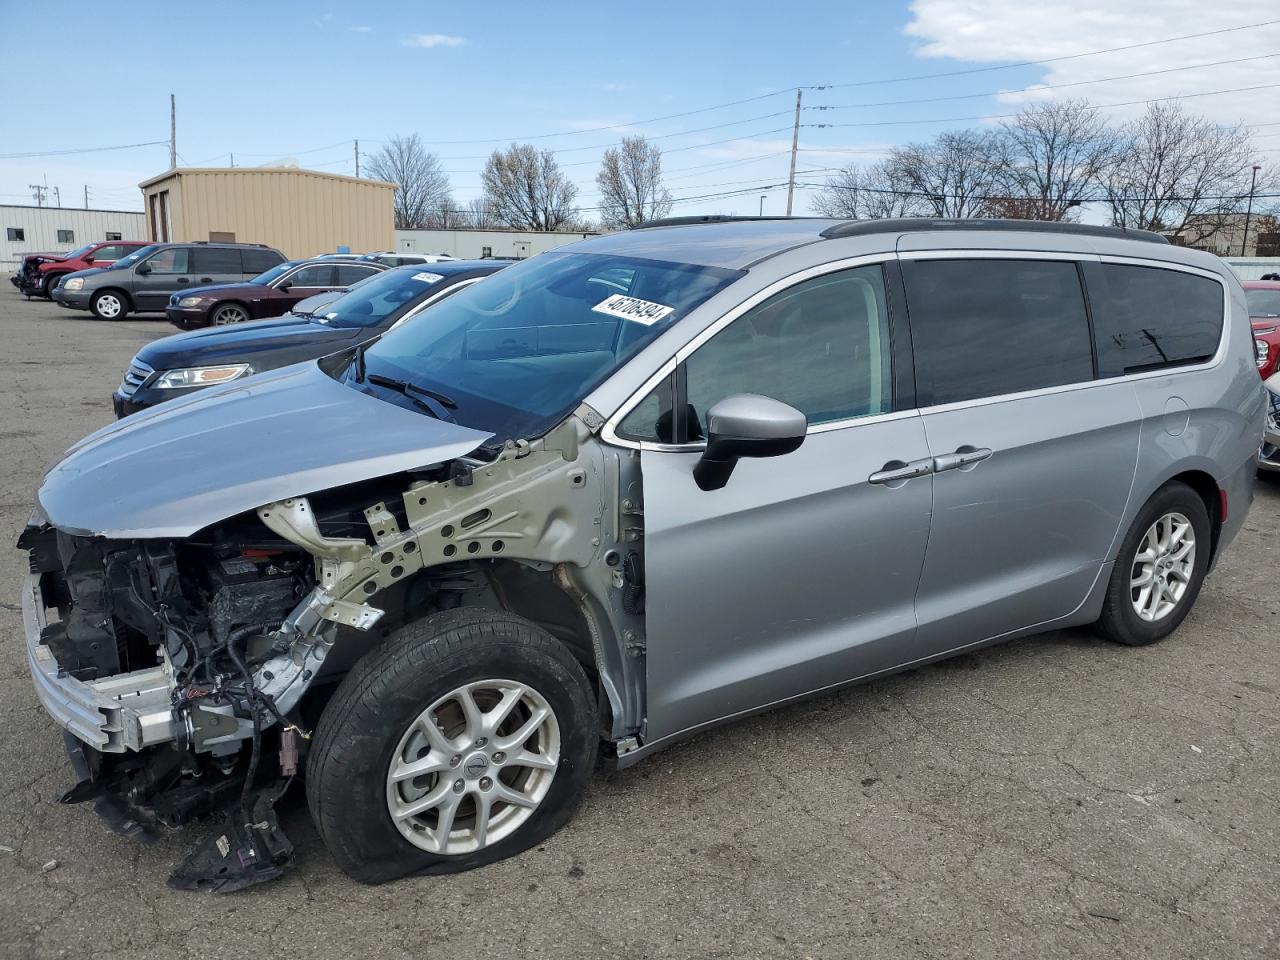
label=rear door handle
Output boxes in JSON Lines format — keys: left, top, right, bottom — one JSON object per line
{"left": 869, "top": 457, "right": 935, "bottom": 485}
{"left": 933, "top": 446, "right": 993, "bottom": 473}
{"left": 199, "top": 277, "right": 213, "bottom": 283}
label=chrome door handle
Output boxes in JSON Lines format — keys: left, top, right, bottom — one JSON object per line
{"left": 933, "top": 446, "right": 993, "bottom": 473}
{"left": 869, "top": 457, "right": 935, "bottom": 485}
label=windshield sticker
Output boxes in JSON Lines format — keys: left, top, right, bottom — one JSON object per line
{"left": 591, "top": 293, "right": 675, "bottom": 326}
{"left": 411, "top": 271, "right": 444, "bottom": 284}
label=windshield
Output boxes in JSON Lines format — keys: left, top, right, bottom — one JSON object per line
{"left": 251, "top": 261, "right": 302, "bottom": 286}
{"left": 111, "top": 244, "right": 160, "bottom": 269}
{"left": 322, "top": 266, "right": 447, "bottom": 328}
{"left": 1247, "top": 289, "right": 1280, "bottom": 318}
{"left": 63, "top": 244, "right": 95, "bottom": 260}
{"left": 359, "top": 251, "right": 742, "bottom": 442}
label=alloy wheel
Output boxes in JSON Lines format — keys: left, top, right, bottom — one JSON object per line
{"left": 386, "top": 678, "right": 560, "bottom": 856}
{"left": 95, "top": 294, "right": 122, "bottom": 318}
{"left": 1130, "top": 511, "right": 1196, "bottom": 622}
{"left": 212, "top": 305, "right": 249, "bottom": 325}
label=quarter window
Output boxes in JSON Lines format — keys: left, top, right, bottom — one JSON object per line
{"left": 1089, "top": 263, "right": 1224, "bottom": 375}
{"left": 903, "top": 258, "right": 1094, "bottom": 406}
{"left": 683, "top": 264, "right": 892, "bottom": 436}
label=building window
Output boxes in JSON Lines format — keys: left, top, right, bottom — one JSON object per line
{"left": 481, "top": 246, "right": 492, "bottom": 258}
{"left": 57, "top": 229, "right": 75, "bottom": 243}
{"left": 6, "top": 228, "right": 24, "bottom": 242}
{"left": 105, "top": 232, "right": 122, "bottom": 241}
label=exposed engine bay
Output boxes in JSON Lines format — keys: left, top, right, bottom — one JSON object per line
{"left": 18, "top": 417, "right": 646, "bottom": 891}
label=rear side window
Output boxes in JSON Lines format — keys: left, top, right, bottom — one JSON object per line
{"left": 287, "top": 264, "right": 335, "bottom": 287}
{"left": 903, "top": 259, "right": 1094, "bottom": 406}
{"left": 193, "top": 247, "right": 243, "bottom": 274}
{"left": 1089, "top": 264, "right": 1224, "bottom": 376}
{"left": 243, "top": 249, "right": 284, "bottom": 273}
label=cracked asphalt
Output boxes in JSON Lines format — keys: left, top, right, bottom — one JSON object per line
{"left": 0, "top": 289, "right": 1277, "bottom": 960}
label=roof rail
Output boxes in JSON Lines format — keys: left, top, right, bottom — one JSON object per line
{"left": 634, "top": 214, "right": 821, "bottom": 230}
{"left": 819, "top": 218, "right": 1169, "bottom": 244}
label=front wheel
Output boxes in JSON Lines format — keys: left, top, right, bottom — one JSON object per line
{"left": 306, "top": 607, "right": 598, "bottom": 884}
{"left": 210, "top": 302, "right": 250, "bottom": 326}
{"left": 1093, "top": 481, "right": 1211, "bottom": 646}
{"left": 90, "top": 290, "right": 128, "bottom": 320}
{"left": 42, "top": 274, "right": 64, "bottom": 298}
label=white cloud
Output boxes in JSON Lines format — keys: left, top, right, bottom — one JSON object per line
{"left": 348, "top": 25, "right": 373, "bottom": 33}
{"left": 402, "top": 33, "right": 466, "bottom": 49}
{"left": 903, "top": 1, "right": 1280, "bottom": 128}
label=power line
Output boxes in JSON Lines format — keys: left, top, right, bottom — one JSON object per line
{"left": 811, "top": 51, "right": 1280, "bottom": 112}
{"left": 0, "top": 139, "right": 168, "bottom": 160}
{"left": 794, "top": 181, "right": 1280, "bottom": 204}
{"left": 809, "top": 18, "right": 1280, "bottom": 90}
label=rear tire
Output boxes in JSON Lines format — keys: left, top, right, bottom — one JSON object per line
{"left": 306, "top": 607, "right": 597, "bottom": 885}
{"left": 1093, "top": 481, "right": 1211, "bottom": 646}
{"left": 90, "top": 290, "right": 129, "bottom": 320}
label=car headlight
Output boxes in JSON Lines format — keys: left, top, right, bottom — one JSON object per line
{"left": 64, "top": 277, "right": 84, "bottom": 291}
{"left": 178, "top": 296, "right": 204, "bottom": 308}
{"left": 153, "top": 364, "right": 252, "bottom": 389}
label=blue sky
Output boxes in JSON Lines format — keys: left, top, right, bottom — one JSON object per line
{"left": 2, "top": 0, "right": 1277, "bottom": 220}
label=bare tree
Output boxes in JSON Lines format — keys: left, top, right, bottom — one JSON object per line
{"left": 890, "top": 130, "right": 1003, "bottom": 218}
{"left": 1105, "top": 102, "right": 1270, "bottom": 244}
{"left": 595, "top": 136, "right": 673, "bottom": 228}
{"left": 992, "top": 99, "right": 1119, "bottom": 221}
{"left": 481, "top": 144, "right": 579, "bottom": 231}
{"left": 810, "top": 160, "right": 930, "bottom": 219}
{"left": 364, "top": 134, "right": 453, "bottom": 229}
{"left": 465, "top": 195, "right": 494, "bottom": 229}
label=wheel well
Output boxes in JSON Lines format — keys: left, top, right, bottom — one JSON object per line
{"left": 213, "top": 300, "right": 250, "bottom": 317}
{"left": 1167, "top": 469, "right": 1222, "bottom": 560}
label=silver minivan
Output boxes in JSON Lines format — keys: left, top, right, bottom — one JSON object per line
{"left": 19, "top": 218, "right": 1264, "bottom": 890}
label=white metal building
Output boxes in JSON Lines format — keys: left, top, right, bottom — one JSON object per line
{"left": 394, "top": 227, "right": 600, "bottom": 260}
{"left": 1222, "top": 257, "right": 1280, "bottom": 280}
{"left": 1, "top": 204, "right": 146, "bottom": 268}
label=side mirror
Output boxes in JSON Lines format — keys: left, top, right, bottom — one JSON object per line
{"left": 277, "top": 280, "right": 292, "bottom": 291}
{"left": 693, "top": 394, "right": 806, "bottom": 491}
{"left": 135, "top": 262, "right": 151, "bottom": 275}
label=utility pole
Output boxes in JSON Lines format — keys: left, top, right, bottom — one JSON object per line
{"left": 84, "top": 185, "right": 90, "bottom": 209}
{"left": 230, "top": 153, "right": 235, "bottom": 167}
{"left": 1241, "top": 164, "right": 1262, "bottom": 256}
{"left": 53, "top": 186, "right": 61, "bottom": 208}
{"left": 354, "top": 139, "right": 360, "bottom": 177}
{"left": 169, "top": 94, "right": 177, "bottom": 169}
{"left": 29, "top": 184, "right": 47, "bottom": 207}
{"left": 759, "top": 195, "right": 766, "bottom": 216}
{"left": 785, "top": 88, "right": 802, "bottom": 216}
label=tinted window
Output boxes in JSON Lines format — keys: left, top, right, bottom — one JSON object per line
{"left": 336, "top": 264, "right": 380, "bottom": 286}
{"left": 685, "top": 265, "right": 892, "bottom": 434}
{"left": 144, "top": 248, "right": 189, "bottom": 274}
{"left": 91, "top": 245, "right": 122, "bottom": 261}
{"left": 1090, "top": 264, "right": 1223, "bottom": 375}
{"left": 243, "top": 248, "right": 284, "bottom": 273}
{"left": 286, "top": 264, "right": 334, "bottom": 287}
{"left": 1247, "top": 289, "right": 1280, "bottom": 318}
{"left": 904, "top": 259, "right": 1094, "bottom": 405}
{"left": 192, "top": 247, "right": 243, "bottom": 274}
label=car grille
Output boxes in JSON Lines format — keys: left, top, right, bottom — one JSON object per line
{"left": 118, "top": 359, "right": 154, "bottom": 398}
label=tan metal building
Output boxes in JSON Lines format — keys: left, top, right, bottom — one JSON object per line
{"left": 138, "top": 167, "right": 395, "bottom": 258}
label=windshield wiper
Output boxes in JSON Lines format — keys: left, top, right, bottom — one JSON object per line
{"left": 367, "top": 373, "right": 457, "bottom": 422}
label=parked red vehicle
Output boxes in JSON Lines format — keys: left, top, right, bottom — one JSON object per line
{"left": 1244, "top": 280, "right": 1280, "bottom": 380}
{"left": 17, "top": 240, "right": 149, "bottom": 298}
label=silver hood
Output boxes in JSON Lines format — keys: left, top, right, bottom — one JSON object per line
{"left": 39, "top": 361, "right": 493, "bottom": 538}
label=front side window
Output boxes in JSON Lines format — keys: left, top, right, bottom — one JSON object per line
{"left": 284, "top": 264, "right": 334, "bottom": 288}
{"left": 335, "top": 264, "right": 379, "bottom": 286}
{"left": 904, "top": 258, "right": 1094, "bottom": 406}
{"left": 361, "top": 252, "right": 741, "bottom": 442}
{"left": 681, "top": 265, "right": 892, "bottom": 438}
{"left": 143, "top": 247, "right": 189, "bottom": 274}
{"left": 1090, "top": 264, "right": 1224, "bottom": 375}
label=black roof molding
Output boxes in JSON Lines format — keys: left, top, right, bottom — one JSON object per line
{"left": 819, "top": 217, "right": 1169, "bottom": 244}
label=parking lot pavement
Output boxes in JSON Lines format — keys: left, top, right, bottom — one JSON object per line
{"left": 0, "top": 289, "right": 1277, "bottom": 960}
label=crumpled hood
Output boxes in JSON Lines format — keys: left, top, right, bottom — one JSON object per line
{"left": 40, "top": 361, "right": 493, "bottom": 539}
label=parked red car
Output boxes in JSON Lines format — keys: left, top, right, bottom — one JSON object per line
{"left": 17, "top": 240, "right": 149, "bottom": 298}
{"left": 1244, "top": 281, "right": 1280, "bottom": 380}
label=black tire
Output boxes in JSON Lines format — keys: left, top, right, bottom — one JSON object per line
{"left": 42, "top": 273, "right": 64, "bottom": 298}
{"left": 1093, "top": 481, "right": 1211, "bottom": 646}
{"left": 89, "top": 289, "right": 129, "bottom": 320}
{"left": 306, "top": 607, "right": 598, "bottom": 884}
